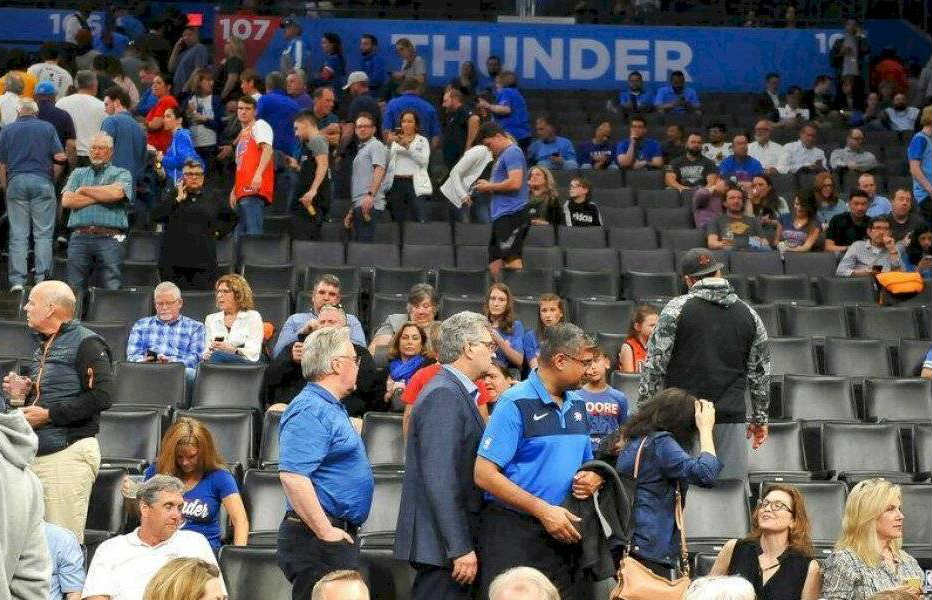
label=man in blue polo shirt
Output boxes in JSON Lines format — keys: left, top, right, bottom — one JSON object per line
{"left": 474, "top": 323, "right": 604, "bottom": 599}
{"left": 277, "top": 326, "right": 374, "bottom": 600}
{"left": 383, "top": 78, "right": 441, "bottom": 145}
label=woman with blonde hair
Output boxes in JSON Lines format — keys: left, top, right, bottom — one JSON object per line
{"left": 203, "top": 274, "right": 264, "bottom": 363}
{"left": 142, "top": 557, "right": 225, "bottom": 600}
{"left": 527, "top": 165, "right": 560, "bottom": 225}
{"left": 822, "top": 479, "right": 924, "bottom": 600}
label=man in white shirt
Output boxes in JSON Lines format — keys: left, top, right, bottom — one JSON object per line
{"left": 777, "top": 123, "right": 826, "bottom": 174}
{"left": 778, "top": 86, "right": 810, "bottom": 125}
{"left": 883, "top": 93, "right": 920, "bottom": 132}
{"left": 0, "top": 72, "right": 23, "bottom": 127}
{"left": 702, "top": 122, "right": 732, "bottom": 165}
{"left": 63, "top": 4, "right": 94, "bottom": 46}
{"left": 28, "top": 46, "right": 73, "bottom": 100}
{"left": 55, "top": 71, "right": 105, "bottom": 167}
{"left": 747, "top": 120, "right": 783, "bottom": 175}
{"left": 82, "top": 475, "right": 223, "bottom": 600}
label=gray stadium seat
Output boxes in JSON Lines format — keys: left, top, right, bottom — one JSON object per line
{"left": 820, "top": 422, "right": 908, "bottom": 482}
{"left": 768, "top": 337, "right": 817, "bottom": 376}
{"left": 176, "top": 409, "right": 256, "bottom": 470}
{"left": 259, "top": 409, "right": 282, "bottom": 469}
{"left": 361, "top": 412, "right": 404, "bottom": 470}
{"left": 781, "top": 375, "right": 856, "bottom": 421}
{"left": 502, "top": 269, "right": 556, "bottom": 297}
{"left": 862, "top": 378, "right": 932, "bottom": 422}
{"left": 97, "top": 408, "right": 162, "bottom": 473}
{"left": 574, "top": 300, "right": 634, "bottom": 335}
{"left": 401, "top": 244, "right": 456, "bottom": 269}
{"left": 372, "top": 268, "right": 428, "bottom": 296}
{"left": 816, "top": 276, "right": 876, "bottom": 305}
{"left": 557, "top": 226, "right": 607, "bottom": 248}
{"left": 560, "top": 270, "right": 619, "bottom": 300}
{"left": 218, "top": 546, "right": 292, "bottom": 600}
{"left": 565, "top": 248, "right": 619, "bottom": 272}
{"left": 436, "top": 269, "right": 489, "bottom": 297}
{"left": 822, "top": 337, "right": 891, "bottom": 378}
{"left": 779, "top": 305, "right": 849, "bottom": 340}
{"left": 85, "top": 287, "right": 153, "bottom": 322}
{"left": 192, "top": 365, "right": 266, "bottom": 411}
{"left": 607, "top": 227, "right": 658, "bottom": 250}
{"left": 619, "top": 249, "right": 675, "bottom": 273}
{"left": 753, "top": 274, "right": 813, "bottom": 304}
{"left": 240, "top": 234, "right": 291, "bottom": 266}
{"left": 683, "top": 479, "right": 751, "bottom": 545}
{"left": 242, "top": 468, "right": 287, "bottom": 544}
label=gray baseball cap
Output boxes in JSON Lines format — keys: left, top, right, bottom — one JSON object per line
{"left": 680, "top": 248, "right": 724, "bottom": 277}
{"left": 343, "top": 71, "right": 369, "bottom": 90}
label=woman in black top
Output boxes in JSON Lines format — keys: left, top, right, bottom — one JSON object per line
{"left": 709, "top": 483, "right": 822, "bottom": 599}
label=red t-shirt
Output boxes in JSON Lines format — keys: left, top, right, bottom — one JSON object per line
{"left": 402, "top": 363, "right": 490, "bottom": 406}
{"left": 146, "top": 95, "right": 179, "bottom": 152}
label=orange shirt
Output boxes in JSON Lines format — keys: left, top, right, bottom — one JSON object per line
{"left": 146, "top": 95, "right": 179, "bottom": 152}
{"left": 234, "top": 119, "right": 275, "bottom": 204}
{"left": 0, "top": 70, "right": 37, "bottom": 97}
{"left": 623, "top": 336, "right": 648, "bottom": 373}
{"left": 402, "top": 362, "right": 490, "bottom": 406}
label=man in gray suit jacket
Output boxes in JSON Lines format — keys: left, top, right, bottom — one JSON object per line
{"left": 394, "top": 311, "right": 495, "bottom": 600}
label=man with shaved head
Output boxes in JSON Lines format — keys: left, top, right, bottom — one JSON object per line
{"left": 2, "top": 280, "right": 113, "bottom": 542}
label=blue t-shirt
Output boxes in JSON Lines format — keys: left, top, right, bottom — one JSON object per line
{"left": 654, "top": 85, "right": 700, "bottom": 112}
{"left": 615, "top": 138, "right": 663, "bottom": 163}
{"left": 908, "top": 131, "right": 932, "bottom": 204}
{"left": 495, "top": 320, "right": 526, "bottom": 367}
{"left": 490, "top": 144, "right": 529, "bottom": 220}
{"left": 322, "top": 52, "right": 347, "bottom": 87}
{"left": 101, "top": 111, "right": 148, "bottom": 184}
{"left": 718, "top": 154, "right": 764, "bottom": 184}
{"left": 578, "top": 387, "right": 629, "bottom": 452}
{"left": 478, "top": 370, "right": 593, "bottom": 508}
{"left": 494, "top": 87, "right": 530, "bottom": 140}
{"left": 618, "top": 89, "right": 654, "bottom": 111}
{"left": 923, "top": 348, "right": 932, "bottom": 372}
{"left": 257, "top": 90, "right": 300, "bottom": 155}
{"left": 44, "top": 521, "right": 85, "bottom": 599}
{"left": 577, "top": 140, "right": 616, "bottom": 167}
{"left": 143, "top": 466, "right": 239, "bottom": 549}
{"left": 359, "top": 51, "right": 387, "bottom": 90}
{"left": 527, "top": 136, "right": 577, "bottom": 166}
{"left": 866, "top": 195, "right": 892, "bottom": 217}
{"left": 523, "top": 328, "right": 540, "bottom": 362}
{"left": 383, "top": 92, "right": 441, "bottom": 139}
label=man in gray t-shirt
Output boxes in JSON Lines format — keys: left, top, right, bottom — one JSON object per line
{"left": 350, "top": 113, "right": 387, "bottom": 242}
{"left": 292, "top": 111, "right": 332, "bottom": 240}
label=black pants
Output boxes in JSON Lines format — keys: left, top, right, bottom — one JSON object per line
{"left": 478, "top": 504, "right": 580, "bottom": 600}
{"left": 277, "top": 517, "right": 360, "bottom": 600}
{"left": 412, "top": 562, "right": 474, "bottom": 600}
{"left": 387, "top": 177, "right": 427, "bottom": 223}
{"left": 160, "top": 266, "right": 217, "bottom": 291}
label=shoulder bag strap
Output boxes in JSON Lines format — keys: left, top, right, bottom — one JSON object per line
{"left": 674, "top": 483, "right": 691, "bottom": 577}
{"left": 623, "top": 436, "right": 651, "bottom": 556}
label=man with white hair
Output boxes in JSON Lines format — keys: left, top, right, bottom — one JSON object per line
{"left": 489, "top": 567, "right": 559, "bottom": 600}
{"left": 0, "top": 97, "right": 67, "bottom": 291}
{"left": 311, "top": 570, "right": 369, "bottom": 600}
{"left": 2, "top": 280, "right": 113, "bottom": 542}
{"left": 277, "top": 326, "right": 374, "bottom": 600}
{"left": 61, "top": 131, "right": 133, "bottom": 292}
{"left": 683, "top": 575, "right": 755, "bottom": 600}
{"left": 55, "top": 70, "right": 105, "bottom": 167}
{"left": 0, "top": 72, "right": 24, "bottom": 126}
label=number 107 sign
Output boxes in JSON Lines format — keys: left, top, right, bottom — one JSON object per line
{"left": 214, "top": 16, "right": 280, "bottom": 64}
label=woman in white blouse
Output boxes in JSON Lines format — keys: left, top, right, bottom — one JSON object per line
{"left": 203, "top": 274, "right": 263, "bottom": 363}
{"left": 385, "top": 110, "right": 431, "bottom": 223}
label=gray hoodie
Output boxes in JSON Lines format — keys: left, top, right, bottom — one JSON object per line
{"left": 0, "top": 410, "right": 50, "bottom": 600}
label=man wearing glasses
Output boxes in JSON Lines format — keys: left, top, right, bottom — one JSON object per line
{"left": 278, "top": 326, "right": 373, "bottom": 600}
{"left": 348, "top": 113, "right": 387, "bottom": 242}
{"left": 475, "top": 323, "right": 603, "bottom": 599}
{"left": 150, "top": 160, "right": 236, "bottom": 290}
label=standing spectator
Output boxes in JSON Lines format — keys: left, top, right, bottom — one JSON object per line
{"left": 907, "top": 106, "right": 932, "bottom": 209}
{"left": 654, "top": 70, "right": 700, "bottom": 114}
{"left": 312, "top": 87, "right": 340, "bottom": 132}
{"left": 748, "top": 120, "right": 784, "bottom": 175}
{"left": 777, "top": 124, "right": 826, "bottom": 174}
{"left": 134, "top": 65, "right": 160, "bottom": 117}
{"left": 45, "top": 520, "right": 86, "bottom": 600}
{"left": 275, "top": 273, "right": 367, "bottom": 355}
{"left": 479, "top": 56, "right": 502, "bottom": 96}
{"left": 102, "top": 86, "right": 148, "bottom": 189}
{"left": 475, "top": 323, "right": 601, "bottom": 598}
{"left": 527, "top": 166, "right": 560, "bottom": 226}
{"left": 881, "top": 94, "right": 918, "bottom": 132}
{"left": 0, "top": 73, "right": 23, "bottom": 127}
{"left": 777, "top": 86, "right": 811, "bottom": 125}
{"left": 450, "top": 62, "right": 478, "bottom": 99}
{"left": 383, "top": 323, "right": 428, "bottom": 406}
{"left": 859, "top": 173, "right": 891, "bottom": 217}
{"left": 825, "top": 188, "right": 871, "bottom": 252}
{"left": 830, "top": 129, "right": 879, "bottom": 176}
{"left": 359, "top": 34, "right": 387, "bottom": 92}
{"left": 203, "top": 274, "right": 263, "bottom": 364}
{"left": 754, "top": 72, "right": 782, "bottom": 121}
{"left": 151, "top": 160, "right": 235, "bottom": 290}
{"left": 577, "top": 121, "right": 616, "bottom": 170}
{"left": 216, "top": 39, "right": 245, "bottom": 103}
{"left": 619, "top": 304, "right": 659, "bottom": 374}
{"left": 527, "top": 116, "right": 579, "bottom": 170}
{"left": 28, "top": 45, "right": 73, "bottom": 100}
{"left": 617, "top": 70, "right": 653, "bottom": 115}
{"left": 168, "top": 27, "right": 209, "bottom": 94}
{"left": 813, "top": 171, "right": 846, "bottom": 226}
{"left": 702, "top": 123, "right": 732, "bottom": 166}
{"left": 383, "top": 78, "right": 440, "bottom": 145}
{"left": 258, "top": 71, "right": 300, "bottom": 157}
{"left": 286, "top": 72, "right": 313, "bottom": 110}
{"left": 579, "top": 347, "right": 628, "bottom": 452}
{"left": 56, "top": 71, "right": 106, "bottom": 166}
{"left": 718, "top": 134, "right": 763, "bottom": 190}
{"left": 485, "top": 283, "right": 526, "bottom": 371}
{"left": 835, "top": 216, "right": 902, "bottom": 277}
{"left": 62, "top": 133, "right": 133, "bottom": 292}
{"left": 393, "top": 38, "right": 427, "bottom": 86}
{"left": 63, "top": 4, "right": 93, "bottom": 46}
{"left": 706, "top": 187, "right": 770, "bottom": 251}
{"left": 478, "top": 72, "right": 531, "bottom": 151}
{"left": 830, "top": 19, "right": 870, "bottom": 87}
{"left": 277, "top": 326, "right": 374, "bottom": 599}
{"left": 394, "top": 312, "right": 493, "bottom": 599}
{"left": 91, "top": 56, "right": 117, "bottom": 104}
{"left": 441, "top": 140, "right": 493, "bottom": 224}
{"left": 311, "top": 33, "right": 347, "bottom": 91}
{"left": 833, "top": 75, "right": 866, "bottom": 118}
{"left": 441, "top": 87, "right": 481, "bottom": 170}
{"left": 231, "top": 95, "right": 274, "bottom": 238}
{"left": 279, "top": 18, "right": 307, "bottom": 75}
{"left": 156, "top": 107, "right": 202, "bottom": 184}
{"left": 776, "top": 192, "right": 821, "bottom": 253}
{"left": 887, "top": 189, "right": 923, "bottom": 242}
{"left": 342, "top": 72, "right": 381, "bottom": 140}
{"left": 0, "top": 51, "right": 37, "bottom": 98}
{"left": 183, "top": 70, "right": 223, "bottom": 169}
{"left": 483, "top": 361, "right": 514, "bottom": 408}
{"left": 661, "top": 124, "right": 686, "bottom": 163}
{"left": 559, "top": 177, "right": 601, "bottom": 227}
{"left": 0, "top": 98, "right": 65, "bottom": 291}
{"left": 3, "top": 281, "right": 112, "bottom": 542}
{"left": 289, "top": 110, "right": 331, "bottom": 240}
{"left": 104, "top": 59, "right": 138, "bottom": 112}
{"left": 475, "top": 122, "right": 530, "bottom": 278}
{"left": 616, "top": 116, "right": 663, "bottom": 171}
{"left": 639, "top": 248, "right": 771, "bottom": 478}
{"left": 348, "top": 113, "right": 387, "bottom": 242}
{"left": 239, "top": 69, "right": 263, "bottom": 102}
{"left": 385, "top": 110, "right": 431, "bottom": 223}
{"left": 35, "top": 81, "right": 76, "bottom": 165}
{"left": 803, "top": 76, "right": 834, "bottom": 123}
{"left": 144, "top": 74, "right": 179, "bottom": 153}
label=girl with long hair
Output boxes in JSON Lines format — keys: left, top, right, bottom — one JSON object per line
{"left": 485, "top": 283, "right": 526, "bottom": 369}
{"left": 618, "top": 304, "right": 659, "bottom": 373}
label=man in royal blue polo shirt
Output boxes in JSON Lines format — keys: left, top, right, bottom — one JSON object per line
{"left": 257, "top": 71, "right": 300, "bottom": 214}
{"left": 277, "top": 326, "right": 374, "bottom": 600}
{"left": 474, "top": 323, "right": 604, "bottom": 599}
{"left": 383, "top": 77, "right": 441, "bottom": 146}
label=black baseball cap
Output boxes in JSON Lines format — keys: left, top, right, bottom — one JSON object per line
{"left": 681, "top": 248, "right": 724, "bottom": 277}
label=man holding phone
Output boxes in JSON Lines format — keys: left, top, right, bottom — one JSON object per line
{"left": 836, "top": 215, "right": 903, "bottom": 277}
{"left": 526, "top": 116, "right": 578, "bottom": 171}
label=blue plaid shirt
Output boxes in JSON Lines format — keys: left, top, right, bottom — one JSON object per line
{"left": 126, "top": 315, "right": 206, "bottom": 369}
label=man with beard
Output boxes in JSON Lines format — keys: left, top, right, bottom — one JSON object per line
{"left": 665, "top": 133, "right": 723, "bottom": 227}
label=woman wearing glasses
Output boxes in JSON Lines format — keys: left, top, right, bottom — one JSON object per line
{"left": 708, "top": 484, "right": 822, "bottom": 599}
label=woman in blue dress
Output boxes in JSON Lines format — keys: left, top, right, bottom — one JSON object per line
{"left": 485, "top": 282, "right": 526, "bottom": 370}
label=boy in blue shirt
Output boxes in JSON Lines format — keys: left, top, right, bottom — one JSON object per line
{"left": 577, "top": 348, "right": 628, "bottom": 452}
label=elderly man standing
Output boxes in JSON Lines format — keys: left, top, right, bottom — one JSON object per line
{"left": 277, "top": 326, "right": 374, "bottom": 600}
{"left": 0, "top": 98, "right": 66, "bottom": 291}
{"left": 395, "top": 312, "right": 494, "bottom": 600}
{"left": 0, "top": 72, "right": 23, "bottom": 126}
{"left": 475, "top": 323, "right": 602, "bottom": 599}
{"left": 2, "top": 280, "right": 112, "bottom": 542}
{"left": 82, "top": 475, "right": 222, "bottom": 600}
{"left": 61, "top": 132, "right": 133, "bottom": 293}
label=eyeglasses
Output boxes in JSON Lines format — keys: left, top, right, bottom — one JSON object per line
{"left": 757, "top": 498, "right": 794, "bottom": 514}
{"left": 334, "top": 355, "right": 361, "bottom": 366}
{"left": 562, "top": 354, "right": 597, "bottom": 368}
{"left": 472, "top": 339, "right": 498, "bottom": 352}
{"left": 155, "top": 300, "right": 180, "bottom": 307}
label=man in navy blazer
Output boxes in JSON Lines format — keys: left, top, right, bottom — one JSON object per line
{"left": 394, "top": 311, "right": 495, "bottom": 599}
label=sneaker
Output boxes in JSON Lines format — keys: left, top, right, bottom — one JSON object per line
{"left": 9, "top": 285, "right": 23, "bottom": 293}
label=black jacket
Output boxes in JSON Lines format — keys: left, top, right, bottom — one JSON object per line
{"left": 150, "top": 187, "right": 236, "bottom": 270}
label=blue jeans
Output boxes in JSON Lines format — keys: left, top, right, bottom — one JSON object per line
{"left": 235, "top": 196, "right": 266, "bottom": 240}
{"left": 7, "top": 174, "right": 56, "bottom": 287}
{"left": 351, "top": 206, "right": 385, "bottom": 242}
{"left": 66, "top": 232, "right": 125, "bottom": 292}
{"left": 206, "top": 350, "right": 255, "bottom": 364}
{"left": 450, "top": 194, "right": 491, "bottom": 224}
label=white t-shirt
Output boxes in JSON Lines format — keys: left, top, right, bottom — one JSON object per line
{"left": 27, "top": 62, "right": 73, "bottom": 100}
{"left": 55, "top": 93, "right": 105, "bottom": 157}
{"left": 81, "top": 529, "right": 223, "bottom": 600}
{"left": 250, "top": 119, "right": 274, "bottom": 146}
{"left": 0, "top": 92, "right": 19, "bottom": 127}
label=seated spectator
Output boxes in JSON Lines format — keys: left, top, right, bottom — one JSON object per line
{"left": 44, "top": 521, "right": 86, "bottom": 600}
{"left": 882, "top": 93, "right": 919, "bottom": 132}
{"left": 311, "top": 570, "right": 371, "bottom": 600}
{"left": 485, "top": 283, "right": 525, "bottom": 370}
{"left": 369, "top": 283, "right": 438, "bottom": 355}
{"left": 803, "top": 75, "right": 834, "bottom": 122}
{"left": 778, "top": 86, "right": 810, "bottom": 125}
{"left": 524, "top": 293, "right": 566, "bottom": 370}
{"left": 560, "top": 177, "right": 601, "bottom": 227}
{"left": 830, "top": 129, "right": 879, "bottom": 176}
{"left": 619, "top": 304, "right": 659, "bottom": 374}
{"left": 888, "top": 189, "right": 924, "bottom": 242}
{"left": 707, "top": 187, "right": 771, "bottom": 251}
{"left": 580, "top": 347, "right": 628, "bottom": 452}
{"left": 813, "top": 171, "right": 846, "bottom": 226}
{"left": 385, "top": 109, "right": 432, "bottom": 223}
{"left": 82, "top": 475, "right": 223, "bottom": 600}
{"left": 685, "top": 576, "right": 755, "bottom": 600}
{"left": 748, "top": 120, "right": 784, "bottom": 175}
{"left": 142, "top": 558, "right": 223, "bottom": 600}
{"left": 835, "top": 215, "right": 902, "bottom": 276}
{"left": 661, "top": 124, "right": 686, "bottom": 162}
{"left": 654, "top": 70, "right": 700, "bottom": 114}
{"left": 778, "top": 123, "right": 826, "bottom": 174}
{"left": 526, "top": 166, "right": 560, "bottom": 225}
{"left": 489, "top": 567, "right": 560, "bottom": 600}
{"left": 156, "top": 107, "right": 202, "bottom": 183}
{"left": 822, "top": 479, "right": 924, "bottom": 600}
{"left": 702, "top": 123, "right": 732, "bottom": 166}
{"left": 121, "top": 418, "right": 249, "bottom": 551}
{"left": 833, "top": 75, "right": 866, "bottom": 117}
{"left": 754, "top": 72, "right": 782, "bottom": 122}
{"left": 776, "top": 193, "right": 821, "bottom": 253}
{"left": 708, "top": 483, "right": 821, "bottom": 599}
{"left": 384, "top": 322, "right": 428, "bottom": 406}
{"left": 616, "top": 117, "right": 662, "bottom": 170}
{"left": 901, "top": 224, "right": 932, "bottom": 277}
{"left": 126, "top": 282, "right": 206, "bottom": 389}
{"left": 483, "top": 360, "right": 514, "bottom": 409}
{"left": 872, "top": 47, "right": 909, "bottom": 95}
{"left": 858, "top": 173, "right": 892, "bottom": 217}
{"left": 747, "top": 174, "right": 789, "bottom": 244}
{"left": 577, "top": 121, "right": 616, "bottom": 170}
{"left": 719, "top": 134, "right": 764, "bottom": 190}
{"left": 275, "top": 274, "right": 366, "bottom": 356}
{"left": 203, "top": 274, "right": 263, "bottom": 364}
{"left": 826, "top": 189, "right": 871, "bottom": 252}
{"left": 527, "top": 115, "right": 578, "bottom": 170}
{"left": 667, "top": 133, "right": 719, "bottom": 193}
{"left": 618, "top": 70, "right": 653, "bottom": 115}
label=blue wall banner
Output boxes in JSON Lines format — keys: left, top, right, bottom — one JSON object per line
{"left": 235, "top": 17, "right": 843, "bottom": 92}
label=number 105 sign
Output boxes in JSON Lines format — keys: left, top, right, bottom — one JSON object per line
{"left": 214, "top": 15, "right": 281, "bottom": 64}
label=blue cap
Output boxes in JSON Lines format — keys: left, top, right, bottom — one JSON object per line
{"left": 34, "top": 81, "right": 56, "bottom": 96}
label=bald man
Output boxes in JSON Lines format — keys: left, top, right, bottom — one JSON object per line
{"left": 2, "top": 280, "right": 113, "bottom": 542}
{"left": 311, "top": 571, "right": 370, "bottom": 600}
